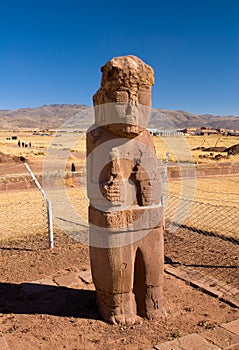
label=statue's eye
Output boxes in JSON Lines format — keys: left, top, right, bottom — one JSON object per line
{"left": 138, "top": 91, "right": 151, "bottom": 106}
{"left": 115, "top": 91, "right": 129, "bottom": 103}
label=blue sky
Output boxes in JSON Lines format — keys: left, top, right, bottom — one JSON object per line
{"left": 0, "top": 0, "right": 238, "bottom": 115}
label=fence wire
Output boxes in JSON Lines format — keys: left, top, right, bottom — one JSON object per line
{"left": 164, "top": 181, "right": 239, "bottom": 290}
{"left": 0, "top": 190, "right": 49, "bottom": 249}
{"left": 165, "top": 193, "right": 239, "bottom": 243}
{"left": 0, "top": 170, "right": 239, "bottom": 290}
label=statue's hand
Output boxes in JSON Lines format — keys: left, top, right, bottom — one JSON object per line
{"left": 134, "top": 169, "right": 149, "bottom": 182}
{"left": 140, "top": 181, "right": 152, "bottom": 206}
{"left": 100, "top": 178, "right": 121, "bottom": 202}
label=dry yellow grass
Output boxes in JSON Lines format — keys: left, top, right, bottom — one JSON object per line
{"left": 1, "top": 176, "right": 238, "bottom": 244}
{"left": 0, "top": 189, "right": 48, "bottom": 241}
{"left": 1, "top": 131, "right": 239, "bottom": 165}
{"left": 0, "top": 131, "right": 53, "bottom": 158}
{"left": 1, "top": 131, "right": 239, "bottom": 243}
{"left": 167, "top": 176, "right": 239, "bottom": 207}
{"left": 0, "top": 187, "right": 88, "bottom": 244}
{"left": 165, "top": 175, "right": 239, "bottom": 240}
{"left": 152, "top": 135, "right": 239, "bottom": 163}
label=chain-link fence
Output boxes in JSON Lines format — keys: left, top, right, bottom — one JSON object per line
{"left": 0, "top": 189, "right": 49, "bottom": 250}
{"left": 0, "top": 164, "right": 238, "bottom": 290}
{"left": 166, "top": 193, "right": 239, "bottom": 243}
{"left": 164, "top": 175, "right": 239, "bottom": 290}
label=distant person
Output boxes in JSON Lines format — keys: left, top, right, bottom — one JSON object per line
{"left": 18, "top": 140, "right": 21, "bottom": 147}
{"left": 22, "top": 142, "right": 25, "bottom": 147}
{"left": 71, "top": 163, "right": 76, "bottom": 172}
{"left": 29, "top": 141, "right": 32, "bottom": 147}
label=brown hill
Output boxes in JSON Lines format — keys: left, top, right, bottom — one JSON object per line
{"left": 0, "top": 104, "right": 238, "bottom": 130}
{"left": 150, "top": 109, "right": 239, "bottom": 130}
{"left": 0, "top": 152, "right": 25, "bottom": 163}
{"left": 0, "top": 104, "right": 89, "bottom": 130}
{"left": 226, "top": 144, "right": 239, "bottom": 155}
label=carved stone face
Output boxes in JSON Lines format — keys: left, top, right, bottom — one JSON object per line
{"left": 94, "top": 90, "right": 152, "bottom": 137}
{"left": 93, "top": 55, "right": 154, "bottom": 136}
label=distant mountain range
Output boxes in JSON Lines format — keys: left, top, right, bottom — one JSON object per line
{"left": 0, "top": 104, "right": 238, "bottom": 130}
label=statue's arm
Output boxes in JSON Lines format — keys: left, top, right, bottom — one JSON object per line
{"left": 100, "top": 160, "right": 121, "bottom": 202}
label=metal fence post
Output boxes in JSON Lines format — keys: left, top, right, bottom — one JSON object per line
{"left": 162, "top": 151, "right": 169, "bottom": 207}
{"left": 24, "top": 162, "right": 54, "bottom": 249}
{"left": 162, "top": 152, "right": 169, "bottom": 228}
{"left": 46, "top": 199, "right": 54, "bottom": 249}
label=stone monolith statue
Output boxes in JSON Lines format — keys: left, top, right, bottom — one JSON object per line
{"left": 87, "top": 55, "right": 165, "bottom": 325}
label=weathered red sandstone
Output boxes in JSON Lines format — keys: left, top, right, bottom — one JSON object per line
{"left": 87, "top": 55, "right": 165, "bottom": 325}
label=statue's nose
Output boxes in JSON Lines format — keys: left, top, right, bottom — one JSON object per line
{"left": 126, "top": 103, "right": 137, "bottom": 115}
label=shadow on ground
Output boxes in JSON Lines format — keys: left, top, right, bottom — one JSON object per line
{"left": 0, "top": 282, "right": 100, "bottom": 320}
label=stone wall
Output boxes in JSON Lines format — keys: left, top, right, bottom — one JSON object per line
{"left": 1, "top": 162, "right": 239, "bottom": 191}
{"left": 167, "top": 161, "right": 239, "bottom": 179}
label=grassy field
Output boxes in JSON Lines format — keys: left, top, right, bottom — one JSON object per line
{"left": 152, "top": 135, "right": 239, "bottom": 163}
{"left": 0, "top": 189, "right": 48, "bottom": 242}
{"left": 1, "top": 131, "right": 239, "bottom": 165}
{"left": 1, "top": 175, "right": 238, "bottom": 244}
{"left": 167, "top": 176, "right": 239, "bottom": 206}
{"left": 165, "top": 175, "right": 239, "bottom": 240}
{"left": 1, "top": 131, "right": 239, "bottom": 243}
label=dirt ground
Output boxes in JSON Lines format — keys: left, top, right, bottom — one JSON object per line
{"left": 0, "top": 138, "right": 239, "bottom": 349}
{"left": 0, "top": 228, "right": 239, "bottom": 350}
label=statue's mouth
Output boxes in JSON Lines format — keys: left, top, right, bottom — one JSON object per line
{"left": 103, "top": 123, "right": 143, "bottom": 138}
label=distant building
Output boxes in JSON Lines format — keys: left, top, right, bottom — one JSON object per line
{"left": 199, "top": 127, "right": 220, "bottom": 136}
{"left": 181, "top": 128, "right": 197, "bottom": 135}
{"left": 226, "top": 130, "right": 239, "bottom": 136}
{"left": 181, "top": 127, "right": 221, "bottom": 136}
{"left": 147, "top": 128, "right": 183, "bottom": 137}
{"left": 147, "top": 128, "right": 159, "bottom": 135}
